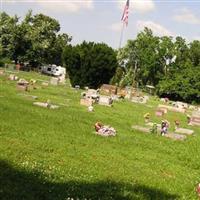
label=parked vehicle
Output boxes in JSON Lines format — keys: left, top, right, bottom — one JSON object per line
{"left": 41, "top": 64, "right": 66, "bottom": 76}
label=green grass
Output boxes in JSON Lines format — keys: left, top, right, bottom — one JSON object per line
{"left": 0, "top": 70, "right": 200, "bottom": 199}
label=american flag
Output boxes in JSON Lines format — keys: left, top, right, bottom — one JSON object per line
{"left": 121, "top": 0, "right": 130, "bottom": 26}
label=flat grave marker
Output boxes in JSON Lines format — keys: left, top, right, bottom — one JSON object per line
{"left": 158, "top": 104, "right": 186, "bottom": 113}
{"left": 132, "top": 125, "right": 186, "bottom": 141}
{"left": 33, "top": 102, "right": 59, "bottom": 109}
{"left": 175, "top": 128, "right": 194, "bottom": 135}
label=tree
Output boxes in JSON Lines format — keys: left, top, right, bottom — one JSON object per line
{"left": 173, "top": 36, "right": 189, "bottom": 70}
{"left": 117, "top": 40, "right": 139, "bottom": 87}
{"left": 135, "top": 28, "right": 161, "bottom": 86}
{"left": 48, "top": 33, "right": 72, "bottom": 65}
{"left": 0, "top": 11, "right": 71, "bottom": 66}
{"left": 189, "top": 40, "right": 200, "bottom": 67}
{"left": 117, "top": 28, "right": 162, "bottom": 87}
{"left": 63, "top": 41, "right": 118, "bottom": 88}
{"left": 25, "top": 13, "right": 60, "bottom": 64}
{"left": 157, "top": 66, "right": 200, "bottom": 103}
{"left": 0, "top": 12, "right": 19, "bottom": 62}
{"left": 110, "top": 66, "right": 124, "bottom": 86}
{"left": 158, "top": 36, "right": 174, "bottom": 75}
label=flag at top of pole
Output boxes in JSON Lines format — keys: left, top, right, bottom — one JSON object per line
{"left": 121, "top": 0, "right": 130, "bottom": 26}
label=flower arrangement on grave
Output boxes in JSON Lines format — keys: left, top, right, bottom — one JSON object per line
{"left": 144, "top": 113, "right": 150, "bottom": 123}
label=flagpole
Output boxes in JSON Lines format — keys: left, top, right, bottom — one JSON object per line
{"left": 0, "top": 0, "right": 2, "bottom": 11}
{"left": 119, "top": 0, "right": 129, "bottom": 49}
{"left": 119, "top": 22, "right": 125, "bottom": 49}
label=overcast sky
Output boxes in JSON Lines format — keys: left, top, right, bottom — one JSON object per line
{"left": 1, "top": 0, "right": 200, "bottom": 49}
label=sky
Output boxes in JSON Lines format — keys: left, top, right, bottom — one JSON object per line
{"left": 1, "top": 0, "right": 200, "bottom": 49}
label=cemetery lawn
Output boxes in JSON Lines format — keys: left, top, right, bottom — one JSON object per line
{"left": 1, "top": 70, "right": 200, "bottom": 200}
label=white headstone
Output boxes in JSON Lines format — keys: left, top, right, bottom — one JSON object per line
{"left": 98, "top": 96, "right": 112, "bottom": 106}
{"left": 58, "top": 74, "right": 65, "bottom": 84}
{"left": 50, "top": 77, "right": 59, "bottom": 85}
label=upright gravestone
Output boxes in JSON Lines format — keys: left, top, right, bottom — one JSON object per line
{"left": 50, "top": 77, "right": 59, "bottom": 86}
{"left": 80, "top": 98, "right": 93, "bottom": 106}
{"left": 98, "top": 95, "right": 113, "bottom": 106}
{"left": 58, "top": 74, "right": 65, "bottom": 84}
{"left": 17, "top": 79, "right": 29, "bottom": 91}
{"left": 100, "top": 84, "right": 117, "bottom": 95}
{"left": 191, "top": 111, "right": 200, "bottom": 126}
{"left": 132, "top": 96, "right": 148, "bottom": 104}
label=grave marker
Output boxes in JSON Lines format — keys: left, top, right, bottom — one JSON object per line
{"left": 17, "top": 79, "right": 29, "bottom": 91}
{"left": 165, "top": 133, "right": 186, "bottom": 141}
{"left": 100, "top": 84, "right": 117, "bottom": 95}
{"left": 132, "top": 125, "right": 186, "bottom": 141}
{"left": 191, "top": 116, "right": 200, "bottom": 126}
{"left": 33, "top": 102, "right": 59, "bottom": 109}
{"left": 50, "top": 77, "right": 59, "bottom": 85}
{"left": 175, "top": 128, "right": 194, "bottom": 135}
{"left": 42, "top": 82, "right": 49, "bottom": 87}
{"left": 9, "top": 74, "right": 18, "bottom": 81}
{"left": 98, "top": 95, "right": 113, "bottom": 106}
{"left": 16, "top": 85, "right": 28, "bottom": 91}
{"left": 58, "top": 74, "right": 65, "bottom": 84}
{"left": 159, "top": 107, "right": 168, "bottom": 114}
{"left": 155, "top": 110, "right": 164, "bottom": 117}
{"left": 0, "top": 70, "right": 4, "bottom": 75}
{"left": 80, "top": 98, "right": 93, "bottom": 107}
{"left": 132, "top": 96, "right": 148, "bottom": 104}
{"left": 158, "top": 104, "right": 185, "bottom": 113}
{"left": 132, "top": 125, "right": 150, "bottom": 133}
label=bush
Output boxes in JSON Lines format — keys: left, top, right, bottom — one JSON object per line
{"left": 0, "top": 58, "right": 11, "bottom": 67}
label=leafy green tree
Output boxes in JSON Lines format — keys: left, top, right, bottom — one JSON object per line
{"left": 0, "top": 12, "right": 19, "bottom": 62}
{"left": 117, "top": 40, "right": 139, "bottom": 87}
{"left": 26, "top": 13, "right": 60, "bottom": 64}
{"left": 158, "top": 36, "right": 174, "bottom": 75}
{"left": 157, "top": 66, "right": 200, "bottom": 103}
{"left": 117, "top": 28, "right": 162, "bottom": 87}
{"left": 110, "top": 66, "right": 124, "bottom": 86}
{"left": 0, "top": 11, "right": 71, "bottom": 66}
{"left": 63, "top": 41, "right": 118, "bottom": 88}
{"left": 48, "top": 33, "right": 72, "bottom": 65}
{"left": 173, "top": 36, "right": 189, "bottom": 70}
{"left": 135, "top": 28, "right": 161, "bottom": 86}
{"left": 189, "top": 40, "right": 200, "bottom": 66}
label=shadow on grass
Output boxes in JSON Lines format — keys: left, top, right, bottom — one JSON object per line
{"left": 0, "top": 160, "right": 179, "bottom": 200}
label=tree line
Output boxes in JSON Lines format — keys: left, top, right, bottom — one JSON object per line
{"left": 116, "top": 28, "right": 200, "bottom": 103}
{"left": 1, "top": 12, "right": 200, "bottom": 103}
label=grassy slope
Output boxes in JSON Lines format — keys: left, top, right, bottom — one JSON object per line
{"left": 0, "top": 70, "right": 200, "bottom": 200}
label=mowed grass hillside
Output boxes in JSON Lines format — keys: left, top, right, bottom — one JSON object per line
{"left": 0, "top": 70, "right": 200, "bottom": 200}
